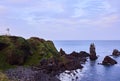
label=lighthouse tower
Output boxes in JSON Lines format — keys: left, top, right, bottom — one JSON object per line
{"left": 6, "top": 28, "right": 10, "bottom": 36}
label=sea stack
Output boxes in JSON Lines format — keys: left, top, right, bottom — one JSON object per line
{"left": 59, "top": 48, "right": 66, "bottom": 56}
{"left": 102, "top": 56, "right": 117, "bottom": 65}
{"left": 112, "top": 49, "right": 120, "bottom": 56}
{"left": 89, "top": 43, "right": 98, "bottom": 60}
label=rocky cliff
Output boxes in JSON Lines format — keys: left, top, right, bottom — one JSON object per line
{"left": 0, "top": 35, "right": 89, "bottom": 81}
{"left": 0, "top": 35, "right": 59, "bottom": 69}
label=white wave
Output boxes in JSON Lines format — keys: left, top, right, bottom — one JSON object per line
{"left": 57, "top": 66, "right": 88, "bottom": 81}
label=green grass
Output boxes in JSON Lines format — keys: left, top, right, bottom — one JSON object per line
{"left": 0, "top": 50, "right": 16, "bottom": 70}
{"left": 0, "top": 36, "right": 59, "bottom": 69}
{"left": 25, "top": 38, "right": 59, "bottom": 66}
{"left": 0, "top": 36, "right": 60, "bottom": 81}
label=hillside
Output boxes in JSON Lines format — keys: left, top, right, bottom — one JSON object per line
{"left": 0, "top": 35, "right": 59, "bottom": 70}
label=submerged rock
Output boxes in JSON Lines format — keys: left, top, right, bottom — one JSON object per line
{"left": 102, "top": 56, "right": 117, "bottom": 65}
{"left": 112, "top": 49, "right": 120, "bottom": 56}
{"left": 89, "top": 43, "right": 98, "bottom": 60}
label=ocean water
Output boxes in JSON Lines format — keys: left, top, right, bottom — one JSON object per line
{"left": 53, "top": 40, "right": 120, "bottom": 81}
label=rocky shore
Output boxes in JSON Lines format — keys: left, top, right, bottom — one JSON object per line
{"left": 0, "top": 35, "right": 90, "bottom": 81}
{"left": 3, "top": 49, "right": 90, "bottom": 81}
{"left": 5, "top": 66, "right": 60, "bottom": 81}
{"left": 0, "top": 35, "right": 120, "bottom": 81}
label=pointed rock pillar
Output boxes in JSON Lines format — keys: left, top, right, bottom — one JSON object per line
{"left": 59, "top": 48, "right": 66, "bottom": 56}
{"left": 89, "top": 43, "right": 98, "bottom": 60}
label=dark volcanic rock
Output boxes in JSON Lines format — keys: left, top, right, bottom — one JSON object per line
{"left": 5, "top": 66, "right": 60, "bottom": 81}
{"left": 89, "top": 43, "right": 98, "bottom": 60}
{"left": 59, "top": 50, "right": 89, "bottom": 71}
{"left": 79, "top": 51, "right": 90, "bottom": 57}
{"left": 64, "top": 59, "right": 83, "bottom": 70}
{"left": 69, "top": 51, "right": 79, "bottom": 57}
{"left": 102, "top": 56, "right": 117, "bottom": 65}
{"left": 40, "top": 58, "right": 48, "bottom": 66}
{"left": 59, "top": 48, "right": 66, "bottom": 56}
{"left": 69, "top": 51, "right": 89, "bottom": 58}
{"left": 35, "top": 50, "right": 89, "bottom": 76}
{"left": 112, "top": 49, "right": 120, "bottom": 56}
{"left": 67, "top": 51, "right": 89, "bottom": 63}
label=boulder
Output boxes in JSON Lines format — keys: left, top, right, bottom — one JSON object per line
{"left": 112, "top": 49, "right": 120, "bottom": 56}
{"left": 89, "top": 43, "right": 98, "bottom": 60}
{"left": 79, "top": 51, "right": 90, "bottom": 57}
{"left": 69, "top": 51, "right": 89, "bottom": 58}
{"left": 102, "top": 56, "right": 117, "bottom": 65}
{"left": 40, "top": 58, "right": 48, "bottom": 66}
{"left": 69, "top": 51, "right": 79, "bottom": 57}
{"left": 64, "top": 60, "right": 83, "bottom": 70}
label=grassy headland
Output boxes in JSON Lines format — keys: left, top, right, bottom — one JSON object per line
{"left": 0, "top": 35, "right": 59, "bottom": 70}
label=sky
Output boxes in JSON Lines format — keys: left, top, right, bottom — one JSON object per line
{"left": 0, "top": 0, "right": 120, "bottom": 40}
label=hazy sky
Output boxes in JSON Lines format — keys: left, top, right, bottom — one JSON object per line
{"left": 0, "top": 0, "right": 120, "bottom": 40}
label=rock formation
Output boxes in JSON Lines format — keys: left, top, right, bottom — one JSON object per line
{"left": 89, "top": 43, "right": 98, "bottom": 60}
{"left": 102, "top": 56, "right": 117, "bottom": 65}
{"left": 0, "top": 35, "right": 102, "bottom": 81}
{"left": 36, "top": 49, "right": 89, "bottom": 76}
{"left": 112, "top": 49, "right": 120, "bottom": 56}
{"left": 59, "top": 48, "right": 66, "bottom": 56}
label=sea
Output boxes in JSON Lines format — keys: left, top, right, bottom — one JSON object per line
{"left": 53, "top": 40, "right": 120, "bottom": 81}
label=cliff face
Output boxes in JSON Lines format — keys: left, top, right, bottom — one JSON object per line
{"left": 0, "top": 35, "right": 58, "bottom": 69}
{"left": 26, "top": 37, "right": 59, "bottom": 65}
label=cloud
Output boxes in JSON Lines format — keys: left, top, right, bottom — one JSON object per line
{"left": 24, "top": 12, "right": 119, "bottom": 29}
{"left": 6, "top": 0, "right": 30, "bottom": 3}
{"left": 71, "top": 0, "right": 117, "bottom": 18}
{"left": 91, "top": 14, "right": 120, "bottom": 28}
{"left": 21, "top": 0, "right": 65, "bottom": 14}
{"left": 0, "top": 0, "right": 120, "bottom": 40}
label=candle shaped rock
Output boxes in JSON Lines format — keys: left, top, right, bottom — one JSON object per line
{"left": 89, "top": 43, "right": 98, "bottom": 60}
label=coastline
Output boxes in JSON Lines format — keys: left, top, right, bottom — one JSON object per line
{"left": 0, "top": 35, "right": 89, "bottom": 81}
{"left": 0, "top": 36, "right": 120, "bottom": 81}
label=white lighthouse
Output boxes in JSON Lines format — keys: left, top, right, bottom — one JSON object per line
{"left": 6, "top": 28, "right": 10, "bottom": 36}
